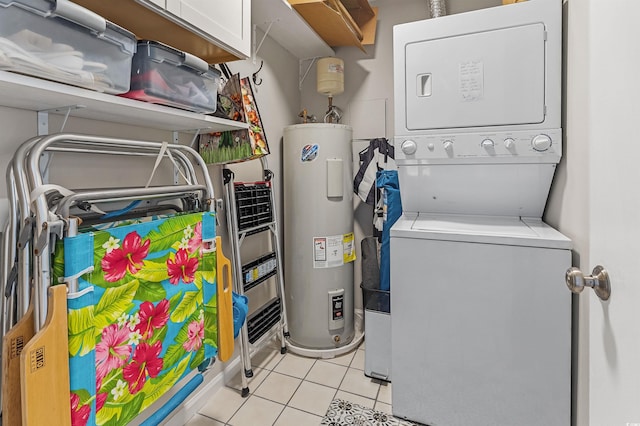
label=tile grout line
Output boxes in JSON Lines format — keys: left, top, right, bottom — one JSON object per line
{"left": 223, "top": 344, "right": 288, "bottom": 426}
{"left": 272, "top": 351, "right": 355, "bottom": 423}
{"left": 333, "top": 352, "right": 355, "bottom": 402}
{"left": 201, "top": 343, "right": 371, "bottom": 425}
{"left": 269, "top": 356, "right": 316, "bottom": 425}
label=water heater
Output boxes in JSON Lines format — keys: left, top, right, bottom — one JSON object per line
{"left": 283, "top": 124, "right": 354, "bottom": 349}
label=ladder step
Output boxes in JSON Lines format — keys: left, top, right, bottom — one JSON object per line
{"left": 242, "top": 252, "right": 278, "bottom": 292}
{"left": 247, "top": 298, "right": 282, "bottom": 344}
{"left": 234, "top": 182, "right": 273, "bottom": 231}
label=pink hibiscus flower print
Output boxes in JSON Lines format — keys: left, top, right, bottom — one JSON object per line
{"left": 95, "top": 391, "right": 108, "bottom": 413}
{"left": 95, "top": 378, "right": 107, "bottom": 412}
{"left": 133, "top": 299, "right": 170, "bottom": 340}
{"left": 122, "top": 341, "right": 163, "bottom": 394}
{"left": 101, "top": 231, "right": 150, "bottom": 282}
{"left": 166, "top": 249, "right": 199, "bottom": 285}
{"left": 182, "top": 319, "right": 205, "bottom": 352}
{"left": 95, "top": 324, "right": 132, "bottom": 382}
{"left": 187, "top": 222, "right": 203, "bottom": 256}
{"left": 70, "top": 393, "right": 90, "bottom": 426}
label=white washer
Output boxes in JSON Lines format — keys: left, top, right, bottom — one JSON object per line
{"left": 390, "top": 214, "right": 571, "bottom": 425}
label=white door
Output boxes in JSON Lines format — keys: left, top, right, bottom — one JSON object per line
{"left": 587, "top": 1, "right": 640, "bottom": 424}
{"left": 560, "top": 1, "right": 640, "bottom": 424}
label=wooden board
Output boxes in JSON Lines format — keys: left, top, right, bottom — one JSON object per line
{"left": 287, "top": 0, "right": 377, "bottom": 50}
{"left": 351, "top": 6, "right": 378, "bottom": 46}
{"left": 216, "top": 237, "right": 234, "bottom": 362}
{"left": 288, "top": 0, "right": 364, "bottom": 51}
{"left": 340, "top": 0, "right": 377, "bottom": 26}
{"left": 329, "top": 0, "right": 363, "bottom": 41}
{"left": 20, "top": 285, "right": 71, "bottom": 426}
{"left": 1, "top": 303, "right": 34, "bottom": 426}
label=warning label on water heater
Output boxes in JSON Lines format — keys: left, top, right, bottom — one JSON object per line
{"left": 313, "top": 233, "right": 356, "bottom": 268}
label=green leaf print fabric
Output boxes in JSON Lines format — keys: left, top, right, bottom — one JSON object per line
{"left": 55, "top": 212, "right": 218, "bottom": 426}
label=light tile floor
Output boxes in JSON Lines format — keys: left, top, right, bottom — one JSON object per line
{"left": 187, "top": 340, "right": 399, "bottom": 426}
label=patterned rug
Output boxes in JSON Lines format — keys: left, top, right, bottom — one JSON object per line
{"left": 321, "top": 399, "right": 418, "bottom": 426}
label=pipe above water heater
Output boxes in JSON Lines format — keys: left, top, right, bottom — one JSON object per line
{"left": 428, "top": 0, "right": 447, "bottom": 17}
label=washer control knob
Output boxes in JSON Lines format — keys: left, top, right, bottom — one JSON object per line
{"left": 504, "top": 138, "right": 516, "bottom": 149}
{"left": 531, "top": 134, "right": 552, "bottom": 152}
{"left": 481, "top": 139, "right": 495, "bottom": 149}
{"left": 401, "top": 139, "right": 418, "bottom": 155}
{"left": 443, "top": 140, "right": 454, "bottom": 152}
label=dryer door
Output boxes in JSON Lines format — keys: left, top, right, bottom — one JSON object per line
{"left": 405, "top": 23, "right": 546, "bottom": 131}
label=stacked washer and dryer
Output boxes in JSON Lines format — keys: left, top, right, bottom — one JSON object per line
{"left": 390, "top": 1, "right": 571, "bottom": 425}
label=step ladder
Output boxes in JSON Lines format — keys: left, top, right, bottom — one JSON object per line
{"left": 222, "top": 156, "right": 288, "bottom": 397}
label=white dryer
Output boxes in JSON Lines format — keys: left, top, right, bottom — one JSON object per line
{"left": 390, "top": 0, "right": 571, "bottom": 425}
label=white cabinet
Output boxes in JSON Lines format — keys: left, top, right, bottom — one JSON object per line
{"left": 160, "top": 0, "right": 251, "bottom": 58}
{"left": 72, "top": 0, "right": 249, "bottom": 63}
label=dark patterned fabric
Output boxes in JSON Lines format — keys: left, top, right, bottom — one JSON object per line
{"left": 321, "top": 399, "right": 418, "bottom": 426}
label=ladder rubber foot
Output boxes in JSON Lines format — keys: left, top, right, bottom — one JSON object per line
{"left": 245, "top": 369, "right": 254, "bottom": 378}
{"left": 241, "top": 387, "right": 250, "bottom": 398}
{"left": 280, "top": 346, "right": 287, "bottom": 354}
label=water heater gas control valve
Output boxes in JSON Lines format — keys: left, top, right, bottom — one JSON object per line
{"left": 401, "top": 139, "right": 418, "bottom": 155}
{"left": 531, "top": 134, "right": 552, "bottom": 151}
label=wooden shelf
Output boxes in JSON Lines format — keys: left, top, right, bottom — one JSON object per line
{"left": 287, "top": 0, "right": 378, "bottom": 52}
{"left": 252, "top": 0, "right": 335, "bottom": 59}
{"left": 0, "top": 71, "right": 248, "bottom": 133}
{"left": 71, "top": 0, "right": 242, "bottom": 64}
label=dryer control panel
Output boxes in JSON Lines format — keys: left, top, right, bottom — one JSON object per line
{"left": 394, "top": 129, "right": 562, "bottom": 164}
{"left": 394, "top": 128, "right": 562, "bottom": 217}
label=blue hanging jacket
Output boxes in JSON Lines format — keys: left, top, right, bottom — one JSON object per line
{"left": 377, "top": 170, "right": 402, "bottom": 291}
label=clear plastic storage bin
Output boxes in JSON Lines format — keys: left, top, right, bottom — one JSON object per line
{"left": 121, "top": 40, "right": 220, "bottom": 114}
{"left": 0, "top": 0, "right": 136, "bottom": 94}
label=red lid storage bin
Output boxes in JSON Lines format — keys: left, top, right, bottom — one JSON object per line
{"left": 121, "top": 40, "right": 220, "bottom": 114}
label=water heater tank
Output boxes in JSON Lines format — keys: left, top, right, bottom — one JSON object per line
{"left": 283, "top": 123, "right": 354, "bottom": 349}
